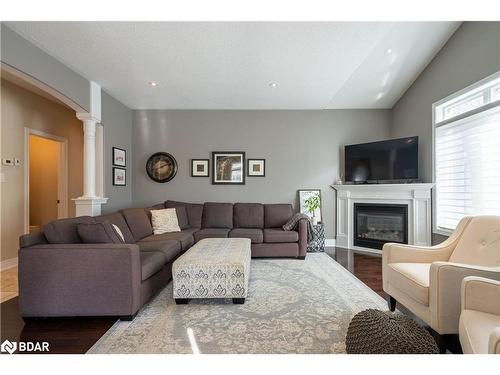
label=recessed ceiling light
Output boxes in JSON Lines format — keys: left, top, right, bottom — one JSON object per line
{"left": 385, "top": 48, "right": 393, "bottom": 55}
{"left": 148, "top": 81, "right": 160, "bottom": 87}
{"left": 269, "top": 82, "right": 278, "bottom": 88}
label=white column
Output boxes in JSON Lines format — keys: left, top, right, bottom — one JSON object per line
{"left": 73, "top": 113, "right": 107, "bottom": 216}
{"left": 95, "top": 123, "right": 105, "bottom": 198}
{"left": 77, "top": 113, "right": 97, "bottom": 198}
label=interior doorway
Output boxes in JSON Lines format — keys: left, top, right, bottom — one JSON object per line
{"left": 24, "top": 129, "right": 68, "bottom": 233}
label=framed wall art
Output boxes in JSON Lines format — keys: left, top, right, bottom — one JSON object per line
{"left": 212, "top": 151, "right": 245, "bottom": 185}
{"left": 247, "top": 159, "right": 265, "bottom": 177}
{"left": 113, "top": 167, "right": 126, "bottom": 186}
{"left": 191, "top": 159, "right": 209, "bottom": 177}
{"left": 112, "top": 147, "right": 126, "bottom": 167}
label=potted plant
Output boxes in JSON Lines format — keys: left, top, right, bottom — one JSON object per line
{"left": 304, "top": 194, "right": 321, "bottom": 225}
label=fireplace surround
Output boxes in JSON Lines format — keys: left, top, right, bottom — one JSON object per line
{"left": 331, "top": 183, "right": 434, "bottom": 253}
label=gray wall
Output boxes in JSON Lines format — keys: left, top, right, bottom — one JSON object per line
{"left": 102, "top": 91, "right": 133, "bottom": 213}
{"left": 132, "top": 110, "right": 392, "bottom": 237}
{"left": 391, "top": 22, "right": 500, "bottom": 182}
{"left": 1, "top": 24, "right": 91, "bottom": 111}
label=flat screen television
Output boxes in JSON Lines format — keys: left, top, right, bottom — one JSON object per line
{"left": 345, "top": 136, "right": 419, "bottom": 183}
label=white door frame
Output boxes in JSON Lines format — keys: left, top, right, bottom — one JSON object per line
{"left": 24, "top": 128, "right": 69, "bottom": 234}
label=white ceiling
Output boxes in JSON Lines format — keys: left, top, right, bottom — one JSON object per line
{"left": 5, "top": 22, "right": 460, "bottom": 110}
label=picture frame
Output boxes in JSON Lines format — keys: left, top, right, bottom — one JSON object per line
{"left": 298, "top": 189, "right": 322, "bottom": 224}
{"left": 146, "top": 152, "right": 178, "bottom": 183}
{"left": 191, "top": 159, "right": 210, "bottom": 177}
{"left": 112, "top": 147, "right": 126, "bottom": 167}
{"left": 113, "top": 167, "right": 126, "bottom": 186}
{"left": 247, "top": 159, "right": 265, "bottom": 177}
{"left": 212, "top": 151, "right": 245, "bottom": 185}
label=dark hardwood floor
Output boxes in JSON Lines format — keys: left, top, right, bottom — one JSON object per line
{"left": 0, "top": 247, "right": 384, "bottom": 354}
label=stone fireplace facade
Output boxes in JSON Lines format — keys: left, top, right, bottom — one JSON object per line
{"left": 332, "top": 183, "right": 434, "bottom": 253}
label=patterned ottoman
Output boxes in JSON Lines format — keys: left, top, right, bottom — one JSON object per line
{"left": 172, "top": 238, "right": 251, "bottom": 304}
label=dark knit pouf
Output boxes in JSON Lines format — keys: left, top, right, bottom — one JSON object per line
{"left": 346, "top": 309, "right": 439, "bottom": 354}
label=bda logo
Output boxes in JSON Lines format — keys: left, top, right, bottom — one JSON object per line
{"left": 1, "top": 340, "right": 17, "bottom": 354}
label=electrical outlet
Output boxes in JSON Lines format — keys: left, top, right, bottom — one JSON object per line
{"left": 2, "top": 158, "right": 13, "bottom": 166}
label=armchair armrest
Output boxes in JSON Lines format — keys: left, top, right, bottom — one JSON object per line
{"left": 489, "top": 327, "right": 500, "bottom": 354}
{"left": 19, "top": 243, "right": 142, "bottom": 317}
{"left": 298, "top": 219, "right": 309, "bottom": 258}
{"left": 461, "top": 276, "right": 500, "bottom": 315}
{"left": 429, "top": 262, "right": 500, "bottom": 334}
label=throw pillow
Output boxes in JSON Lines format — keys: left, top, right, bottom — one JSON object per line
{"left": 112, "top": 224, "right": 125, "bottom": 243}
{"left": 151, "top": 208, "right": 181, "bottom": 234}
{"left": 77, "top": 221, "right": 124, "bottom": 244}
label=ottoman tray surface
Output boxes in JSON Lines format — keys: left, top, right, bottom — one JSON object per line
{"left": 172, "top": 238, "right": 251, "bottom": 304}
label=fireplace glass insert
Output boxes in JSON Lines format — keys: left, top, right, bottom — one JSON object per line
{"left": 354, "top": 203, "right": 408, "bottom": 250}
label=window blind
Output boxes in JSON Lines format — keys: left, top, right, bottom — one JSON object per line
{"left": 435, "top": 105, "right": 500, "bottom": 231}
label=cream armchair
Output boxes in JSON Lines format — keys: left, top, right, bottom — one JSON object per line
{"left": 459, "top": 277, "right": 500, "bottom": 354}
{"left": 382, "top": 216, "right": 500, "bottom": 350}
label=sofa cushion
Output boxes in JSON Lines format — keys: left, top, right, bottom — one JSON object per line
{"left": 173, "top": 206, "right": 189, "bottom": 229}
{"left": 233, "top": 203, "right": 264, "bottom": 228}
{"left": 202, "top": 202, "right": 233, "bottom": 228}
{"left": 264, "top": 204, "right": 293, "bottom": 228}
{"left": 165, "top": 200, "right": 203, "bottom": 228}
{"left": 137, "top": 240, "right": 182, "bottom": 263}
{"left": 121, "top": 208, "right": 153, "bottom": 241}
{"left": 140, "top": 251, "right": 166, "bottom": 281}
{"left": 387, "top": 263, "right": 430, "bottom": 306}
{"left": 263, "top": 228, "right": 299, "bottom": 243}
{"left": 94, "top": 213, "right": 135, "bottom": 244}
{"left": 77, "top": 221, "right": 124, "bottom": 244}
{"left": 145, "top": 203, "right": 166, "bottom": 221}
{"left": 141, "top": 230, "right": 195, "bottom": 251}
{"left": 43, "top": 216, "right": 94, "bottom": 244}
{"left": 229, "top": 228, "right": 264, "bottom": 244}
{"left": 194, "top": 228, "right": 230, "bottom": 242}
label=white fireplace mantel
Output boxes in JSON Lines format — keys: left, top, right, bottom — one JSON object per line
{"left": 331, "top": 183, "right": 434, "bottom": 253}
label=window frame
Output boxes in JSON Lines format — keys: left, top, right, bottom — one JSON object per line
{"left": 432, "top": 70, "right": 500, "bottom": 236}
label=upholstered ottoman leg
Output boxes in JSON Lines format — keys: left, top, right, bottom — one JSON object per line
{"left": 175, "top": 298, "right": 189, "bottom": 305}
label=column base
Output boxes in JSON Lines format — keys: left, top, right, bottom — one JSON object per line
{"left": 72, "top": 197, "right": 108, "bottom": 217}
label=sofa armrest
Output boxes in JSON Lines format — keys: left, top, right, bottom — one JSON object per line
{"left": 298, "top": 219, "right": 308, "bottom": 257}
{"left": 461, "top": 276, "right": 500, "bottom": 316}
{"left": 19, "top": 243, "right": 142, "bottom": 317}
{"left": 429, "top": 262, "right": 500, "bottom": 334}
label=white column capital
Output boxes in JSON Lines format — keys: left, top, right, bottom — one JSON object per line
{"left": 76, "top": 112, "right": 100, "bottom": 123}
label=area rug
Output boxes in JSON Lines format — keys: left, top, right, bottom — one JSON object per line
{"left": 88, "top": 253, "right": 387, "bottom": 354}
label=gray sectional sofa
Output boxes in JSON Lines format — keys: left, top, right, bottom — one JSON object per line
{"left": 18, "top": 201, "right": 308, "bottom": 320}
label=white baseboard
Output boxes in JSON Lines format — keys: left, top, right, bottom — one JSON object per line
{"left": 1, "top": 257, "right": 18, "bottom": 271}
{"left": 325, "top": 239, "right": 336, "bottom": 247}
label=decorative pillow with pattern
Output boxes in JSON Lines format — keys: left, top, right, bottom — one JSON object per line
{"left": 151, "top": 208, "right": 181, "bottom": 234}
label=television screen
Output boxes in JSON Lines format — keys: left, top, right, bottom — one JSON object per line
{"left": 345, "top": 137, "right": 418, "bottom": 183}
